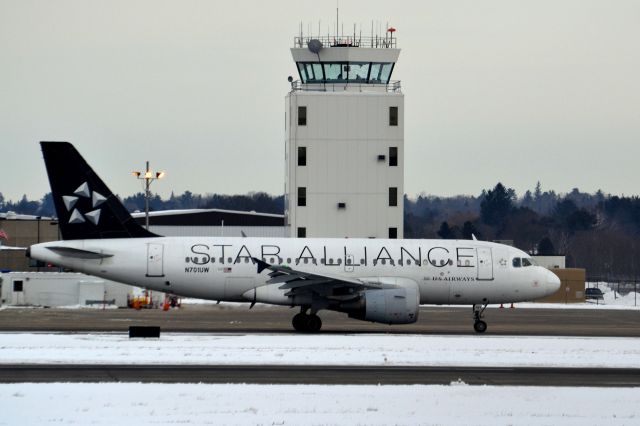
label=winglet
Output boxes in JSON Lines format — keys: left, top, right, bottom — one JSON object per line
{"left": 472, "top": 234, "right": 478, "bottom": 241}
{"left": 252, "top": 257, "right": 270, "bottom": 274}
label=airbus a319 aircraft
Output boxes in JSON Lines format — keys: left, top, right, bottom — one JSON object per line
{"left": 28, "top": 142, "right": 561, "bottom": 333}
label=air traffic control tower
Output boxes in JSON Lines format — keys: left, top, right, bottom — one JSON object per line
{"left": 285, "top": 30, "right": 404, "bottom": 239}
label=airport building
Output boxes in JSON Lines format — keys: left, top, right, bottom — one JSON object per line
{"left": 0, "top": 272, "right": 135, "bottom": 308}
{"left": 130, "top": 209, "right": 286, "bottom": 238}
{"left": 284, "top": 32, "right": 404, "bottom": 239}
{"left": 0, "top": 209, "right": 285, "bottom": 273}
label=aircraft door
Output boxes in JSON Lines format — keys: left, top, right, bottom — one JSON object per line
{"left": 11, "top": 279, "right": 24, "bottom": 305}
{"left": 146, "top": 243, "right": 164, "bottom": 277}
{"left": 477, "top": 247, "right": 494, "bottom": 280}
{"left": 345, "top": 254, "right": 354, "bottom": 273}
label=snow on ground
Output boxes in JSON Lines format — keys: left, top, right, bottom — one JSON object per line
{"left": 2, "top": 333, "right": 640, "bottom": 368}
{"left": 1, "top": 382, "right": 639, "bottom": 426}
{"left": 516, "top": 283, "right": 640, "bottom": 310}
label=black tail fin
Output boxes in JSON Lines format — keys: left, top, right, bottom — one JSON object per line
{"left": 40, "top": 141, "right": 158, "bottom": 240}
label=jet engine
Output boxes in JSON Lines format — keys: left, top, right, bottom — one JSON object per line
{"left": 343, "top": 280, "right": 420, "bottom": 325}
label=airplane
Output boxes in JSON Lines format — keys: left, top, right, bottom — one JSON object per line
{"left": 28, "top": 142, "right": 561, "bottom": 333}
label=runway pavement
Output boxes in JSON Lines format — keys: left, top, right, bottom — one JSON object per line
{"left": 2, "top": 365, "right": 640, "bottom": 387}
{"left": 0, "top": 304, "right": 639, "bottom": 336}
{"left": 2, "top": 305, "right": 639, "bottom": 386}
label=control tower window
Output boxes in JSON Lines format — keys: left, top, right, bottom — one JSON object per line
{"left": 298, "top": 106, "right": 307, "bottom": 126}
{"left": 389, "top": 187, "right": 398, "bottom": 207}
{"left": 389, "top": 107, "right": 398, "bottom": 126}
{"left": 298, "top": 147, "right": 306, "bottom": 166}
{"left": 297, "top": 62, "right": 395, "bottom": 84}
{"left": 298, "top": 63, "right": 324, "bottom": 83}
{"left": 298, "top": 187, "right": 306, "bottom": 206}
{"left": 370, "top": 63, "right": 393, "bottom": 83}
{"left": 389, "top": 147, "right": 398, "bottom": 166}
{"left": 323, "top": 63, "right": 348, "bottom": 82}
{"left": 348, "top": 62, "right": 370, "bottom": 81}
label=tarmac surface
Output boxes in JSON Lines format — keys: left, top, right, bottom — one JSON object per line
{"left": 2, "top": 365, "right": 640, "bottom": 387}
{"left": 2, "top": 305, "right": 639, "bottom": 386}
{"left": 0, "top": 304, "right": 639, "bottom": 336}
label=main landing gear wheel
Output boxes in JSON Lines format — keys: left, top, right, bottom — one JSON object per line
{"left": 292, "top": 313, "right": 307, "bottom": 332}
{"left": 472, "top": 303, "right": 489, "bottom": 334}
{"left": 473, "top": 320, "right": 487, "bottom": 333}
{"left": 292, "top": 312, "right": 322, "bottom": 333}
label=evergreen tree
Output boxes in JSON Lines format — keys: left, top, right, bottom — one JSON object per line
{"left": 522, "top": 190, "right": 534, "bottom": 208}
{"left": 534, "top": 181, "right": 542, "bottom": 200}
{"left": 537, "top": 237, "right": 555, "bottom": 255}
{"left": 437, "top": 221, "right": 456, "bottom": 239}
{"left": 480, "top": 183, "right": 515, "bottom": 226}
{"left": 461, "top": 221, "right": 478, "bottom": 240}
{"left": 39, "top": 193, "right": 55, "bottom": 217}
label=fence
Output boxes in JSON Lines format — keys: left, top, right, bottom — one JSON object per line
{"left": 586, "top": 276, "right": 639, "bottom": 306}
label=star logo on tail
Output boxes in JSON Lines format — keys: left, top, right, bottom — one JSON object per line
{"left": 63, "top": 182, "right": 107, "bottom": 225}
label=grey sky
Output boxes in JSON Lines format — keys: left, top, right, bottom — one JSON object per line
{"left": 1, "top": 0, "right": 639, "bottom": 202}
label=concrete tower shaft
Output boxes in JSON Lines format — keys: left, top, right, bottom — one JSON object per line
{"left": 285, "top": 33, "right": 404, "bottom": 239}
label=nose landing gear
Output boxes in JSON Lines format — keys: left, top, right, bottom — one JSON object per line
{"left": 472, "top": 303, "right": 488, "bottom": 333}
{"left": 292, "top": 307, "right": 322, "bottom": 333}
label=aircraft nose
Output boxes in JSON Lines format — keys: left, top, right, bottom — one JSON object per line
{"left": 546, "top": 269, "right": 561, "bottom": 294}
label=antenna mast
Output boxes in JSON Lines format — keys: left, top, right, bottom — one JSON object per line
{"left": 336, "top": 4, "right": 339, "bottom": 40}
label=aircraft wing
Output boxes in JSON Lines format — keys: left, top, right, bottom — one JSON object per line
{"left": 252, "top": 257, "right": 380, "bottom": 300}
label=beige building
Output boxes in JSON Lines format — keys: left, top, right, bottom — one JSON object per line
{"left": 0, "top": 214, "right": 59, "bottom": 272}
{"left": 536, "top": 268, "right": 586, "bottom": 303}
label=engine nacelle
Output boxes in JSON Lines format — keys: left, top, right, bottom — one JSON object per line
{"left": 346, "top": 280, "right": 420, "bottom": 324}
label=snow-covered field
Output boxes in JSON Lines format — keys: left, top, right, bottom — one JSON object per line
{"left": 2, "top": 331, "right": 639, "bottom": 425}
{"left": 1, "top": 382, "right": 638, "bottom": 426}
{"left": 2, "top": 333, "right": 640, "bottom": 368}
{"left": 1, "top": 284, "right": 636, "bottom": 425}
{"left": 518, "top": 282, "right": 640, "bottom": 309}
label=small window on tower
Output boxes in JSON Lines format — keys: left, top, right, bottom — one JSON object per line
{"left": 298, "top": 187, "right": 306, "bottom": 206}
{"left": 389, "top": 228, "right": 398, "bottom": 239}
{"left": 389, "top": 187, "right": 398, "bottom": 207}
{"left": 297, "top": 228, "right": 306, "bottom": 237}
{"left": 298, "top": 106, "right": 307, "bottom": 126}
{"left": 298, "top": 147, "right": 306, "bottom": 166}
{"left": 389, "top": 147, "right": 398, "bottom": 166}
{"left": 389, "top": 106, "right": 398, "bottom": 126}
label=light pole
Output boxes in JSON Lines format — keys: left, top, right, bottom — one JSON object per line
{"left": 133, "top": 161, "right": 165, "bottom": 230}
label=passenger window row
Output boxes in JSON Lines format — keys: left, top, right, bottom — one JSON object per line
{"left": 186, "top": 256, "right": 457, "bottom": 267}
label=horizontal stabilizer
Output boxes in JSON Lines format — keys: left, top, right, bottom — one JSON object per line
{"left": 46, "top": 246, "right": 113, "bottom": 259}
{"left": 0, "top": 245, "right": 27, "bottom": 251}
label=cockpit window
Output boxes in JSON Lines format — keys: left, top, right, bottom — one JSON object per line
{"left": 513, "top": 257, "right": 538, "bottom": 267}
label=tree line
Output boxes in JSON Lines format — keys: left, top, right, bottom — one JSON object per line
{"left": 2, "top": 183, "right": 640, "bottom": 279}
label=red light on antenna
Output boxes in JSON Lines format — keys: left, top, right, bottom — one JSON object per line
{"left": 387, "top": 27, "right": 396, "bottom": 33}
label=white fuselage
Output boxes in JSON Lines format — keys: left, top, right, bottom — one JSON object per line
{"left": 30, "top": 237, "right": 560, "bottom": 305}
